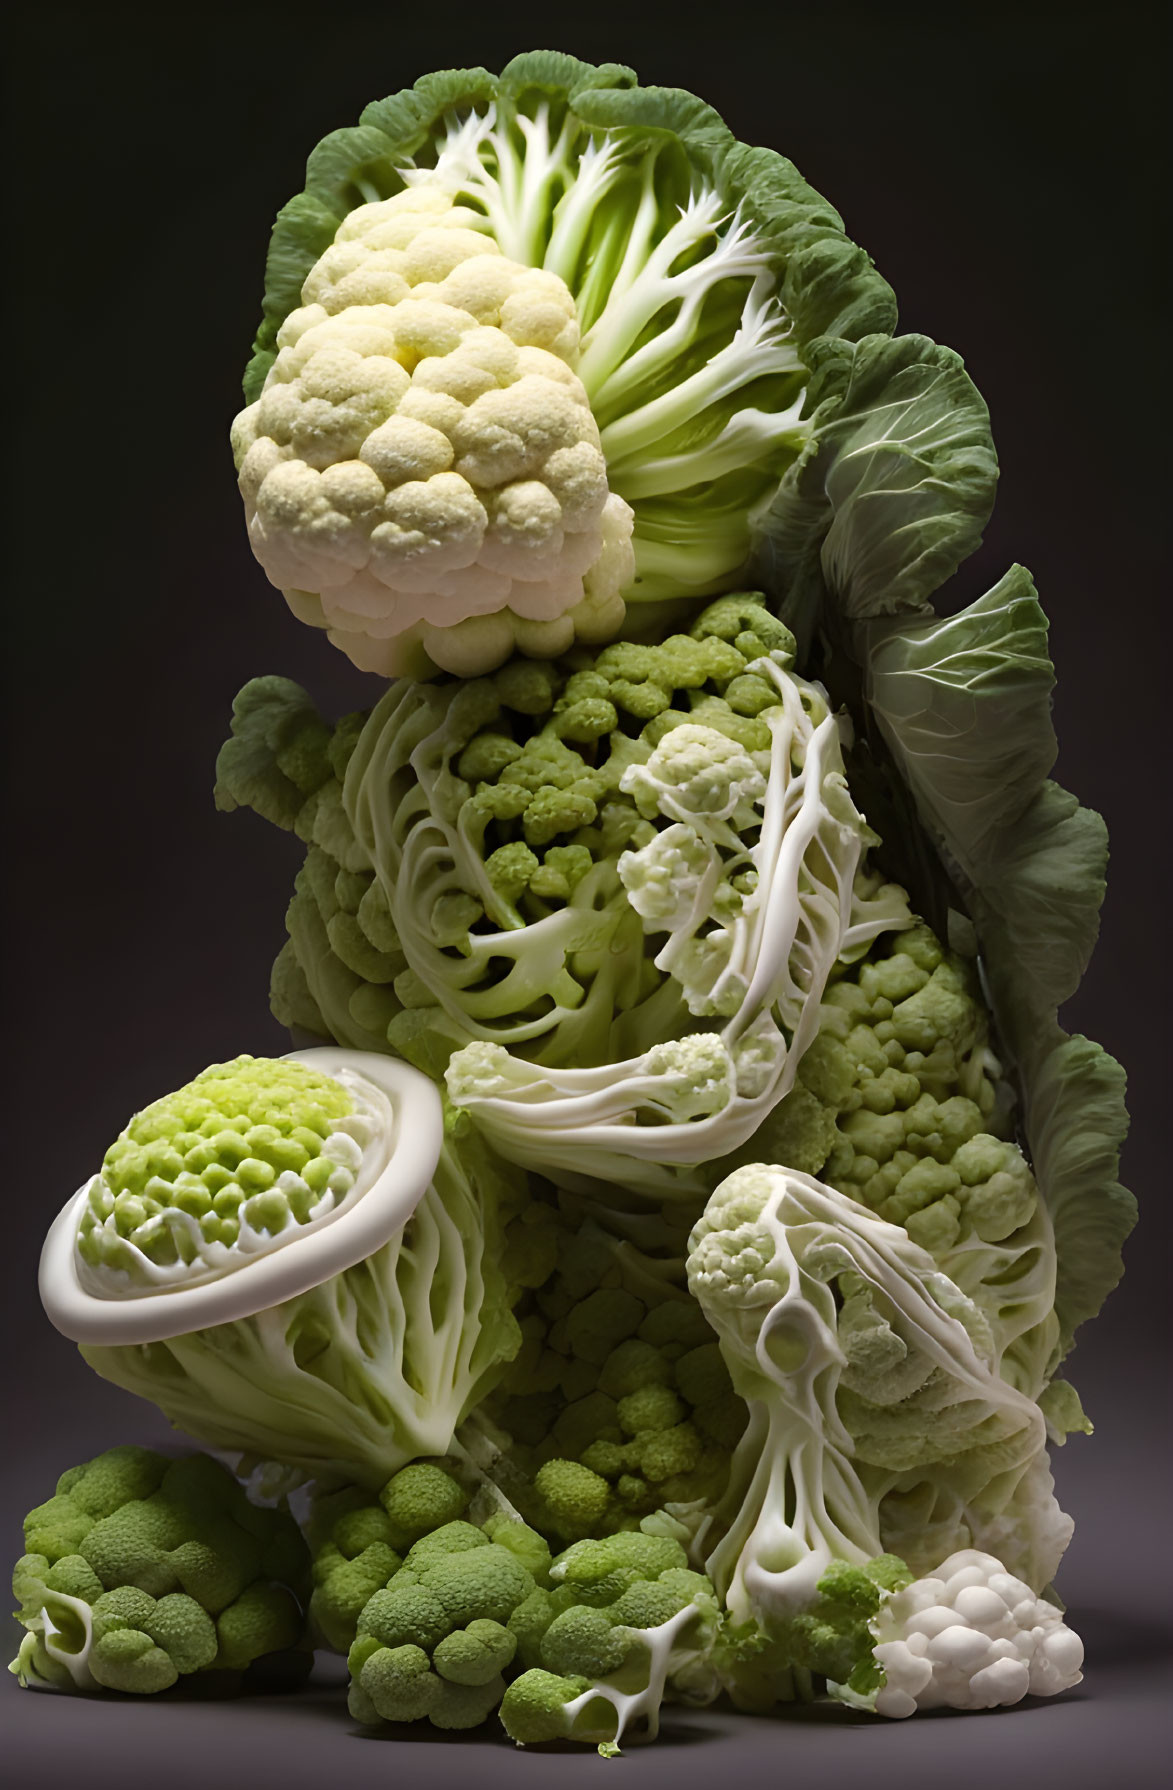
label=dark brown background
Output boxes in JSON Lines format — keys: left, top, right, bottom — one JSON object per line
{"left": 3, "top": 2, "right": 1169, "bottom": 1782}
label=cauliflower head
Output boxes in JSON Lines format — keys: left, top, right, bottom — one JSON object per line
{"left": 868, "top": 1548, "right": 1084, "bottom": 1716}
{"left": 231, "top": 186, "right": 635, "bottom": 677}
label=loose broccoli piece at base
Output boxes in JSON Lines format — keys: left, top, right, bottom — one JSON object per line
{"left": 310, "top": 1462, "right": 550, "bottom": 1732}
{"left": 498, "top": 1531, "right": 720, "bottom": 1751}
{"left": 9, "top": 1447, "right": 310, "bottom": 1694}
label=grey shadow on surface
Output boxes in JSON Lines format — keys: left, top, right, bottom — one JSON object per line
{"left": 354, "top": 1713, "right": 729, "bottom": 1749}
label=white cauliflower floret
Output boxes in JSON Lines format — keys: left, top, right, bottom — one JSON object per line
{"left": 622, "top": 724, "right": 767, "bottom": 825}
{"left": 641, "top": 1034, "right": 735, "bottom": 1121}
{"left": 231, "top": 185, "right": 635, "bottom": 678}
{"left": 871, "top": 1548, "right": 1084, "bottom": 1717}
{"left": 619, "top": 823, "right": 714, "bottom": 929}
{"left": 442, "top": 1040, "right": 517, "bottom": 1105}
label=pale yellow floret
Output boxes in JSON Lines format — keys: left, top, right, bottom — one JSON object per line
{"left": 232, "top": 183, "right": 633, "bottom": 675}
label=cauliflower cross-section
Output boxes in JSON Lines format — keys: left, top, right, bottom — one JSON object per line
{"left": 231, "top": 186, "right": 635, "bottom": 677}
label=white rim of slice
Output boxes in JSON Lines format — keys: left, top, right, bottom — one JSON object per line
{"left": 39, "top": 1048, "right": 444, "bottom": 1346}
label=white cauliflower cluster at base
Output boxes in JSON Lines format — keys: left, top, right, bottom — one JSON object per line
{"left": 231, "top": 185, "right": 635, "bottom": 677}
{"left": 871, "top": 1548, "right": 1084, "bottom": 1717}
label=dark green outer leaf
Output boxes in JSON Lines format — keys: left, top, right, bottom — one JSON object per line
{"left": 865, "top": 567, "right": 1057, "bottom": 870}
{"left": 214, "top": 675, "right": 333, "bottom": 829}
{"left": 1013, "top": 1030, "right": 1133, "bottom": 1352}
{"left": 756, "top": 334, "right": 999, "bottom": 645}
{"left": 970, "top": 782, "right": 1133, "bottom": 1353}
{"left": 861, "top": 574, "right": 1132, "bottom": 1354}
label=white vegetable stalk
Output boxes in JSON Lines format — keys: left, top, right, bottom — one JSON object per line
{"left": 407, "top": 101, "right": 810, "bottom": 599}
{"left": 13, "top": 1593, "right": 97, "bottom": 1693}
{"left": 688, "top": 1167, "right": 1071, "bottom": 1629}
{"left": 559, "top": 1603, "right": 708, "bottom": 1748}
{"left": 443, "top": 661, "right": 909, "bottom": 1192}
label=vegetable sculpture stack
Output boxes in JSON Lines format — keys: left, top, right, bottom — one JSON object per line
{"left": 24, "top": 53, "right": 1132, "bottom": 1749}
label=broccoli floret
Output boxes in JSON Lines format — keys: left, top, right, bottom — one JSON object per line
{"left": 533, "top": 1461, "right": 612, "bottom": 1544}
{"left": 433, "top": 1618, "right": 516, "bottom": 1685}
{"left": 507, "top": 1587, "right": 560, "bottom": 1670}
{"left": 308, "top": 1496, "right": 404, "bottom": 1652}
{"left": 560, "top": 1289, "right": 646, "bottom": 1366}
{"left": 340, "top": 1467, "right": 540, "bottom": 1733}
{"left": 698, "top": 921, "right": 1039, "bottom": 1296}
{"left": 616, "top": 1384, "right": 685, "bottom": 1437}
{"left": 379, "top": 1463, "right": 469, "bottom": 1550}
{"left": 712, "top": 1552, "right": 915, "bottom": 1712}
{"left": 499, "top": 1531, "right": 721, "bottom": 1751}
{"left": 499, "top": 1666, "right": 597, "bottom": 1744}
{"left": 307, "top": 1464, "right": 480, "bottom": 1655}
{"left": 479, "top": 1515, "right": 553, "bottom": 1589}
{"left": 598, "top": 1339, "right": 674, "bottom": 1398}
{"left": 9, "top": 1448, "right": 310, "bottom": 1694}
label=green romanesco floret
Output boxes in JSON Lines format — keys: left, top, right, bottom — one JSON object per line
{"left": 75, "top": 1054, "right": 368, "bottom": 1285}
{"left": 10, "top": 1448, "right": 310, "bottom": 1694}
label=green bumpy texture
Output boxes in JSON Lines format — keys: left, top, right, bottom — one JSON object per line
{"left": 500, "top": 1530, "right": 721, "bottom": 1747}
{"left": 424, "top": 596, "right": 795, "bottom": 920}
{"left": 487, "top": 1198, "right": 747, "bottom": 1541}
{"left": 307, "top": 1462, "right": 552, "bottom": 1730}
{"left": 10, "top": 1447, "right": 310, "bottom": 1694}
{"left": 76, "top": 1055, "right": 358, "bottom": 1274}
{"left": 214, "top": 594, "right": 796, "bottom": 1075}
{"left": 718, "top": 1556, "right": 912, "bottom": 1711}
{"left": 754, "top": 922, "right": 1006, "bottom": 1237}
{"left": 312, "top": 1462, "right": 722, "bottom": 1746}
